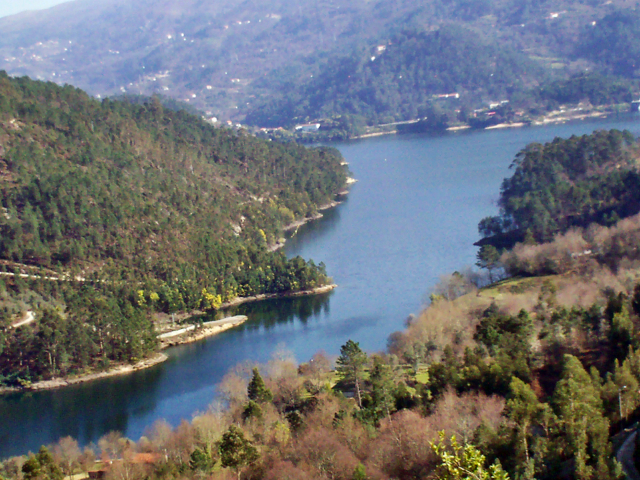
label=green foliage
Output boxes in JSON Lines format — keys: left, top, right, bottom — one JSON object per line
{"left": 352, "top": 463, "right": 369, "bottom": 480}
{"left": 361, "top": 357, "right": 396, "bottom": 424}
{"left": 504, "top": 378, "right": 543, "bottom": 479}
{"left": 247, "top": 367, "right": 273, "bottom": 404}
{"left": 552, "top": 355, "right": 613, "bottom": 480}
{"left": 246, "top": 26, "right": 542, "bottom": 129}
{"left": 336, "top": 339, "right": 368, "bottom": 408}
{"left": 21, "top": 447, "right": 63, "bottom": 480}
{"left": 189, "top": 447, "right": 214, "bottom": 473}
{"left": 0, "top": 73, "right": 347, "bottom": 383}
{"left": 479, "top": 129, "right": 640, "bottom": 246}
{"left": 242, "top": 400, "right": 263, "bottom": 421}
{"left": 431, "top": 431, "right": 510, "bottom": 480}
{"left": 538, "top": 73, "right": 632, "bottom": 106}
{"left": 578, "top": 10, "right": 640, "bottom": 78}
{"left": 476, "top": 245, "right": 501, "bottom": 283}
{"left": 218, "top": 425, "right": 259, "bottom": 475}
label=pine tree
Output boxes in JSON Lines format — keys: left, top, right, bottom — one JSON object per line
{"left": 219, "top": 425, "right": 259, "bottom": 480}
{"left": 247, "top": 367, "right": 273, "bottom": 404}
{"left": 476, "top": 245, "right": 501, "bottom": 283}
{"left": 368, "top": 357, "right": 396, "bottom": 423}
{"left": 336, "top": 340, "right": 368, "bottom": 409}
{"left": 505, "top": 377, "right": 541, "bottom": 479}
{"left": 552, "top": 355, "right": 614, "bottom": 480}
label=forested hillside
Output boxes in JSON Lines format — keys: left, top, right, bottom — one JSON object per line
{"left": 0, "top": 72, "right": 347, "bottom": 385}
{"left": 478, "top": 129, "right": 640, "bottom": 247}
{"left": 246, "top": 26, "right": 543, "bottom": 128}
{"left": 5, "top": 131, "right": 640, "bottom": 479}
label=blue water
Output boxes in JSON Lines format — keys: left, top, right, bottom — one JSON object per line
{"left": 2, "top": 114, "right": 639, "bottom": 458}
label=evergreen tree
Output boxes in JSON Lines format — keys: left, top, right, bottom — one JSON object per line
{"left": 189, "top": 447, "right": 214, "bottom": 473}
{"left": 367, "top": 357, "right": 396, "bottom": 423}
{"left": 242, "top": 400, "right": 263, "bottom": 421}
{"left": 552, "top": 355, "right": 613, "bottom": 480}
{"left": 505, "top": 377, "right": 541, "bottom": 479}
{"left": 247, "top": 367, "right": 273, "bottom": 404}
{"left": 476, "top": 245, "right": 501, "bottom": 283}
{"left": 219, "top": 425, "right": 259, "bottom": 479}
{"left": 336, "top": 340, "right": 368, "bottom": 409}
{"left": 22, "top": 446, "right": 63, "bottom": 480}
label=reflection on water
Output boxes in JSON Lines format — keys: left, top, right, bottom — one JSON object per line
{"left": 225, "top": 291, "right": 333, "bottom": 328}
{"left": 0, "top": 362, "right": 164, "bottom": 455}
{"left": 3, "top": 114, "right": 640, "bottom": 458}
{"left": 0, "top": 293, "right": 335, "bottom": 458}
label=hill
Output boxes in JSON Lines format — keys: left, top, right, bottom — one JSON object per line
{"left": 0, "top": 73, "right": 347, "bottom": 385}
{"left": 477, "top": 129, "right": 640, "bottom": 247}
{"left": 1, "top": 0, "right": 640, "bottom": 125}
{"left": 246, "top": 25, "right": 545, "bottom": 128}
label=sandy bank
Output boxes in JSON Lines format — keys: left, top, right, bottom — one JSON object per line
{"left": 159, "top": 315, "right": 248, "bottom": 348}
{"left": 0, "top": 353, "right": 169, "bottom": 394}
{"left": 351, "top": 130, "right": 398, "bottom": 139}
{"left": 485, "top": 122, "right": 526, "bottom": 130}
{"left": 533, "top": 111, "right": 607, "bottom": 125}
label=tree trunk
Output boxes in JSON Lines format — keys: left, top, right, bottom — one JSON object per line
{"left": 355, "top": 370, "right": 363, "bottom": 409}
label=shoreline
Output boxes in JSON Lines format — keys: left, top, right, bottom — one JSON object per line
{"left": 0, "top": 175, "right": 351, "bottom": 395}
{"left": 218, "top": 283, "right": 337, "bottom": 309}
{"left": 485, "top": 122, "right": 526, "bottom": 130}
{"left": 0, "top": 284, "right": 339, "bottom": 395}
{"left": 351, "top": 130, "right": 397, "bottom": 139}
{"left": 158, "top": 315, "right": 249, "bottom": 348}
{"left": 269, "top": 189, "right": 353, "bottom": 251}
{"left": 345, "top": 107, "right": 620, "bottom": 139}
{"left": 0, "top": 353, "right": 169, "bottom": 395}
{"left": 533, "top": 110, "right": 608, "bottom": 125}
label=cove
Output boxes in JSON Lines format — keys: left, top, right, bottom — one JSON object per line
{"left": 2, "top": 114, "right": 640, "bottom": 458}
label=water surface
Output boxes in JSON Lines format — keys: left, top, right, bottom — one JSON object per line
{"left": 2, "top": 115, "right": 639, "bottom": 457}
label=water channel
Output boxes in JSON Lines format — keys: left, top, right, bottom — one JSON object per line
{"left": 2, "top": 114, "right": 640, "bottom": 458}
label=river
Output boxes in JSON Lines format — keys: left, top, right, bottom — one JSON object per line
{"left": 2, "top": 114, "right": 640, "bottom": 458}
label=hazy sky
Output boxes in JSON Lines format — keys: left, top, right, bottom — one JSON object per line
{"left": 0, "top": 0, "right": 71, "bottom": 18}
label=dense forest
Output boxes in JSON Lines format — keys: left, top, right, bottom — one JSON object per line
{"left": 245, "top": 23, "right": 639, "bottom": 137}
{"left": 245, "top": 26, "right": 544, "bottom": 128}
{"left": 0, "top": 72, "right": 348, "bottom": 385}
{"left": 3, "top": 130, "right": 640, "bottom": 480}
{"left": 477, "top": 129, "right": 640, "bottom": 248}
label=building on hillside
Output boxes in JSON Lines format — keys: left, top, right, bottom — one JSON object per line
{"left": 295, "top": 123, "right": 321, "bottom": 132}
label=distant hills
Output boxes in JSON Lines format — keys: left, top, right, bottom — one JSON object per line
{"left": 2, "top": 0, "right": 640, "bottom": 127}
{"left": 245, "top": 26, "right": 544, "bottom": 128}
